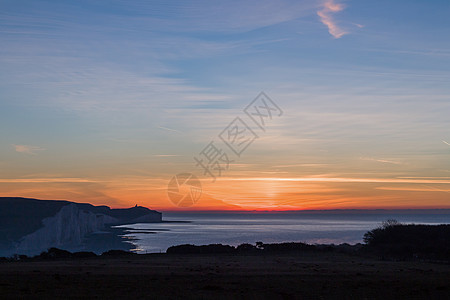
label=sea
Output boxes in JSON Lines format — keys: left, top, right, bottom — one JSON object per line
{"left": 116, "top": 211, "right": 450, "bottom": 254}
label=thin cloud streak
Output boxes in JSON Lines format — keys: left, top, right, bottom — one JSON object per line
{"left": 0, "top": 178, "right": 97, "bottom": 183}
{"left": 421, "top": 184, "right": 450, "bottom": 194}
{"left": 12, "top": 144, "right": 45, "bottom": 155}
{"left": 317, "top": 0, "right": 347, "bottom": 38}
{"left": 359, "top": 157, "right": 403, "bottom": 165}
{"left": 376, "top": 185, "right": 450, "bottom": 194}
{"left": 223, "top": 177, "right": 450, "bottom": 184}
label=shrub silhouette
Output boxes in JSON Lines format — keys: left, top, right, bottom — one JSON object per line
{"left": 363, "top": 219, "right": 402, "bottom": 245}
{"left": 39, "top": 248, "right": 72, "bottom": 259}
{"left": 72, "top": 251, "right": 97, "bottom": 258}
{"left": 167, "top": 242, "right": 319, "bottom": 254}
{"left": 236, "top": 243, "right": 257, "bottom": 252}
{"left": 363, "top": 222, "right": 450, "bottom": 261}
{"left": 167, "top": 244, "right": 235, "bottom": 254}
{"left": 101, "top": 250, "right": 136, "bottom": 256}
{"left": 258, "top": 242, "right": 315, "bottom": 252}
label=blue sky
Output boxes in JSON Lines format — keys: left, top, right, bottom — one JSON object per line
{"left": 1, "top": 0, "right": 449, "bottom": 209}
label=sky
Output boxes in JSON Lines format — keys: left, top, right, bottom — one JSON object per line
{"left": 1, "top": 0, "right": 449, "bottom": 211}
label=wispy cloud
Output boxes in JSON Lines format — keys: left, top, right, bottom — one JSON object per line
{"left": 12, "top": 144, "right": 45, "bottom": 155}
{"left": 443, "top": 140, "right": 450, "bottom": 146}
{"left": 359, "top": 157, "right": 403, "bottom": 165}
{"left": 273, "top": 163, "right": 330, "bottom": 168}
{"left": 376, "top": 185, "right": 450, "bottom": 194}
{"left": 223, "top": 176, "right": 450, "bottom": 184}
{"left": 317, "top": 0, "right": 347, "bottom": 38}
{"left": 0, "top": 177, "right": 94, "bottom": 183}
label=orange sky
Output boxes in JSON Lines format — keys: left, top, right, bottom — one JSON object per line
{"left": 1, "top": 174, "right": 449, "bottom": 211}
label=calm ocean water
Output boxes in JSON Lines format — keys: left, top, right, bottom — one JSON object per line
{"left": 117, "top": 212, "right": 450, "bottom": 253}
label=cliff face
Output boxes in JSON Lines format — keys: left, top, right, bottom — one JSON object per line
{"left": 15, "top": 204, "right": 119, "bottom": 255}
{"left": 0, "top": 197, "right": 162, "bottom": 256}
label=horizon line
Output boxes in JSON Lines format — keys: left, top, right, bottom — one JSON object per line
{"left": 158, "top": 208, "right": 450, "bottom": 213}
{"left": 2, "top": 197, "right": 449, "bottom": 213}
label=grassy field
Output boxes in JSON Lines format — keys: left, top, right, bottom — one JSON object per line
{"left": 1, "top": 252, "right": 449, "bottom": 299}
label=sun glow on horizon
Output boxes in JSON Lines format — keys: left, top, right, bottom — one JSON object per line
{"left": 1, "top": 174, "right": 449, "bottom": 211}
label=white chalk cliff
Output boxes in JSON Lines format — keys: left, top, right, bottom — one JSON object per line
{"left": 15, "top": 204, "right": 119, "bottom": 255}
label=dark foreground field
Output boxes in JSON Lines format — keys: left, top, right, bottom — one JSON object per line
{"left": 1, "top": 252, "right": 449, "bottom": 299}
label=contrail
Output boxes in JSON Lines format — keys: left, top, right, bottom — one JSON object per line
{"left": 443, "top": 140, "right": 450, "bottom": 146}
{"left": 158, "top": 126, "right": 183, "bottom": 134}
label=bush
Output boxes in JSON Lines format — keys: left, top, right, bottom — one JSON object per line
{"left": 39, "top": 248, "right": 72, "bottom": 259}
{"left": 72, "top": 251, "right": 97, "bottom": 258}
{"left": 363, "top": 222, "right": 450, "bottom": 261}
{"left": 363, "top": 219, "right": 402, "bottom": 245}
{"left": 236, "top": 243, "right": 257, "bottom": 252}
{"left": 167, "top": 244, "right": 235, "bottom": 254}
{"left": 101, "top": 250, "right": 136, "bottom": 256}
{"left": 259, "top": 242, "right": 316, "bottom": 252}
